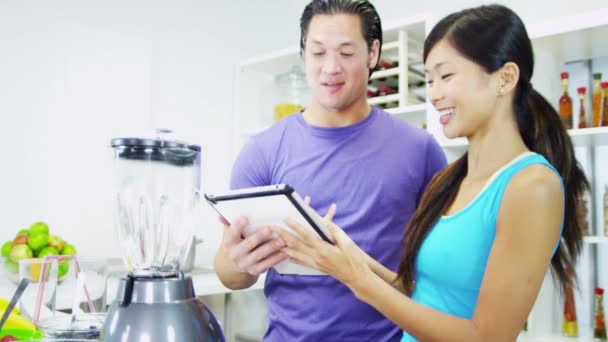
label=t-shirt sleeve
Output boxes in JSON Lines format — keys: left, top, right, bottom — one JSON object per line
{"left": 417, "top": 134, "right": 447, "bottom": 204}
{"left": 230, "top": 137, "right": 271, "bottom": 190}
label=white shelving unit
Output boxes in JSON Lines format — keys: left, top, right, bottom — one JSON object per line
{"left": 232, "top": 8, "right": 608, "bottom": 342}
{"left": 440, "top": 127, "right": 608, "bottom": 158}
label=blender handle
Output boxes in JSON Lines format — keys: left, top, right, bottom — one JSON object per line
{"left": 119, "top": 275, "right": 135, "bottom": 307}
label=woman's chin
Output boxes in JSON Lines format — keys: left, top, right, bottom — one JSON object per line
{"left": 442, "top": 127, "right": 461, "bottom": 140}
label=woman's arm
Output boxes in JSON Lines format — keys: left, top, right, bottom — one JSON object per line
{"left": 276, "top": 165, "right": 563, "bottom": 341}
{"left": 365, "top": 254, "right": 404, "bottom": 292}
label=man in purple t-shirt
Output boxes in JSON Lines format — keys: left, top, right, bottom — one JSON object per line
{"left": 214, "top": 1, "right": 446, "bottom": 341}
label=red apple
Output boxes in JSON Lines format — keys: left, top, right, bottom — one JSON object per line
{"left": 12, "top": 234, "right": 28, "bottom": 246}
{"left": 47, "top": 234, "right": 65, "bottom": 252}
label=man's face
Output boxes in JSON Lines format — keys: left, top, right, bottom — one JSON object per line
{"left": 303, "top": 13, "right": 379, "bottom": 113}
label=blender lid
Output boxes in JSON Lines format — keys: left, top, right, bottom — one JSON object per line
{"left": 111, "top": 137, "right": 201, "bottom": 166}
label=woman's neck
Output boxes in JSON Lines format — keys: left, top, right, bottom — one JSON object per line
{"left": 466, "top": 114, "right": 529, "bottom": 180}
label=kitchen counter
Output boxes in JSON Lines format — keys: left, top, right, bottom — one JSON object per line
{"left": 0, "top": 261, "right": 265, "bottom": 340}
{"left": 0, "top": 265, "right": 265, "bottom": 302}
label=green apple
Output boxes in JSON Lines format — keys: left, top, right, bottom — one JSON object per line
{"left": 28, "top": 233, "right": 48, "bottom": 252}
{"left": 58, "top": 260, "right": 70, "bottom": 278}
{"left": 29, "top": 221, "right": 49, "bottom": 236}
{"left": 16, "top": 229, "right": 29, "bottom": 236}
{"left": 9, "top": 244, "right": 33, "bottom": 263}
{"left": 37, "top": 246, "right": 59, "bottom": 259}
{"left": 4, "top": 258, "right": 18, "bottom": 273}
{"left": 47, "top": 235, "right": 65, "bottom": 252}
{"left": 1, "top": 241, "right": 12, "bottom": 257}
{"left": 61, "top": 244, "right": 77, "bottom": 256}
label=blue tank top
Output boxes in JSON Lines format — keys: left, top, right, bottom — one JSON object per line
{"left": 401, "top": 152, "right": 563, "bottom": 341}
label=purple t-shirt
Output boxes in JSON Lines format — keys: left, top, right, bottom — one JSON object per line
{"left": 230, "top": 108, "right": 446, "bottom": 342}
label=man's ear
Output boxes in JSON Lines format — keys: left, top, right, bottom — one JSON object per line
{"left": 369, "top": 39, "right": 380, "bottom": 70}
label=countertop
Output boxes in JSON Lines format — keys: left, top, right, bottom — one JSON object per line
{"left": 0, "top": 261, "right": 265, "bottom": 310}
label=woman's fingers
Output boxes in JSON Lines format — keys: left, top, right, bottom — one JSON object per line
{"left": 324, "top": 203, "right": 337, "bottom": 221}
{"left": 281, "top": 247, "right": 317, "bottom": 269}
{"left": 270, "top": 224, "right": 317, "bottom": 255}
{"left": 283, "top": 218, "right": 322, "bottom": 247}
{"left": 304, "top": 196, "right": 311, "bottom": 206}
{"left": 325, "top": 221, "right": 350, "bottom": 245}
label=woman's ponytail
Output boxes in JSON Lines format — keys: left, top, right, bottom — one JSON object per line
{"left": 519, "top": 85, "right": 589, "bottom": 291}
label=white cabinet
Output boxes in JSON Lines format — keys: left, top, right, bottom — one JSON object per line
{"left": 232, "top": 8, "right": 608, "bottom": 342}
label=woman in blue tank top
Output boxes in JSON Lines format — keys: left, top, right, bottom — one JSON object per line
{"left": 271, "top": 4, "right": 590, "bottom": 341}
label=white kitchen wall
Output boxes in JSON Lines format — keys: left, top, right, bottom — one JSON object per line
{"left": 0, "top": 0, "right": 306, "bottom": 261}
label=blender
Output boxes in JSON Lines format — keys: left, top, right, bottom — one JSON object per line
{"left": 101, "top": 134, "right": 224, "bottom": 342}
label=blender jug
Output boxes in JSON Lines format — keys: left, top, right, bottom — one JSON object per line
{"left": 104, "top": 135, "right": 224, "bottom": 342}
{"left": 111, "top": 136, "right": 200, "bottom": 276}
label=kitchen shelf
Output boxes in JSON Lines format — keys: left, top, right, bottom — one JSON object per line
{"left": 569, "top": 127, "right": 608, "bottom": 147}
{"left": 368, "top": 93, "right": 401, "bottom": 105}
{"left": 583, "top": 235, "right": 608, "bottom": 244}
{"left": 382, "top": 41, "right": 399, "bottom": 51}
{"left": 370, "top": 67, "right": 399, "bottom": 80}
{"left": 436, "top": 127, "right": 608, "bottom": 151}
{"left": 518, "top": 333, "right": 595, "bottom": 342}
{"left": 386, "top": 103, "right": 427, "bottom": 116}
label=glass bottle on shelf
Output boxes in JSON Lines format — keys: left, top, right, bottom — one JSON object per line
{"left": 578, "top": 87, "right": 588, "bottom": 129}
{"left": 559, "top": 72, "right": 573, "bottom": 130}
{"left": 577, "top": 194, "right": 590, "bottom": 236}
{"left": 273, "top": 65, "right": 309, "bottom": 122}
{"left": 594, "top": 288, "right": 607, "bottom": 340}
{"left": 593, "top": 73, "right": 603, "bottom": 127}
{"left": 602, "top": 82, "right": 608, "bottom": 127}
{"left": 562, "top": 269, "right": 578, "bottom": 337}
{"left": 604, "top": 185, "right": 608, "bottom": 236}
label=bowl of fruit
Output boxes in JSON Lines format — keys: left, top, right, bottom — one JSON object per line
{"left": 1, "top": 222, "right": 77, "bottom": 284}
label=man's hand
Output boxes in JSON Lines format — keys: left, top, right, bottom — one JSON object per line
{"left": 221, "top": 216, "right": 288, "bottom": 276}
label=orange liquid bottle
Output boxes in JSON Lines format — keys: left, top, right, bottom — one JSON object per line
{"left": 593, "top": 73, "right": 603, "bottom": 127}
{"left": 559, "top": 72, "right": 573, "bottom": 130}
{"left": 602, "top": 82, "right": 608, "bottom": 127}
{"left": 578, "top": 87, "right": 588, "bottom": 129}
{"left": 595, "top": 288, "right": 607, "bottom": 340}
{"left": 562, "top": 270, "right": 578, "bottom": 337}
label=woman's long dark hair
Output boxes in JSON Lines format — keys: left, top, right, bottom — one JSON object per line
{"left": 396, "top": 4, "right": 589, "bottom": 295}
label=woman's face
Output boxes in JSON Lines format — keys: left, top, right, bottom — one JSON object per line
{"left": 424, "top": 39, "right": 501, "bottom": 139}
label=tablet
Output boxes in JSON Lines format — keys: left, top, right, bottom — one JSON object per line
{"left": 204, "top": 184, "right": 334, "bottom": 275}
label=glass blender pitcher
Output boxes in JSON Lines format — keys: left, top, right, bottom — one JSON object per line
{"left": 102, "top": 133, "right": 224, "bottom": 342}
{"left": 112, "top": 135, "right": 200, "bottom": 277}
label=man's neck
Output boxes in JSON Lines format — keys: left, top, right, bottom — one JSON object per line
{"left": 303, "top": 100, "right": 371, "bottom": 128}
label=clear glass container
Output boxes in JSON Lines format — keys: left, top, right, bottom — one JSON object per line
{"left": 111, "top": 132, "right": 201, "bottom": 277}
{"left": 273, "top": 64, "right": 309, "bottom": 122}
{"left": 37, "top": 312, "right": 105, "bottom": 340}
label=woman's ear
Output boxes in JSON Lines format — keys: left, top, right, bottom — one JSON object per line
{"left": 498, "top": 62, "right": 520, "bottom": 96}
